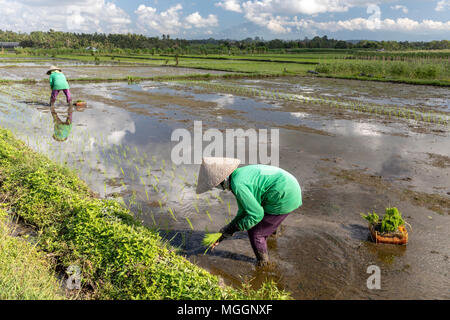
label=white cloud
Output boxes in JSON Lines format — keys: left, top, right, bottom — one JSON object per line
{"left": 241, "top": 0, "right": 393, "bottom": 16}
{"left": 135, "top": 4, "right": 219, "bottom": 35}
{"left": 216, "top": 0, "right": 243, "bottom": 13}
{"left": 237, "top": 8, "right": 450, "bottom": 34}
{"left": 435, "top": 0, "right": 450, "bottom": 11}
{"left": 391, "top": 5, "right": 408, "bottom": 14}
{"left": 234, "top": 1, "right": 450, "bottom": 34}
{"left": 185, "top": 12, "right": 219, "bottom": 28}
{"left": 299, "top": 17, "right": 450, "bottom": 33}
{"left": 135, "top": 4, "right": 184, "bottom": 35}
{"left": 240, "top": 0, "right": 395, "bottom": 33}
{"left": 0, "top": 0, "right": 131, "bottom": 33}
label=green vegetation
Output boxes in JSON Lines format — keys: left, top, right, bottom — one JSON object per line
{"left": 361, "top": 207, "right": 406, "bottom": 233}
{"left": 361, "top": 212, "right": 379, "bottom": 225}
{"left": 2, "top": 30, "right": 449, "bottom": 53}
{"left": 0, "top": 127, "right": 290, "bottom": 300}
{"left": 352, "top": 50, "right": 450, "bottom": 60}
{"left": 202, "top": 233, "right": 222, "bottom": 254}
{"left": 2, "top": 47, "right": 449, "bottom": 86}
{"left": 381, "top": 208, "right": 405, "bottom": 233}
{"left": 0, "top": 209, "right": 64, "bottom": 300}
{"left": 315, "top": 59, "right": 449, "bottom": 84}
{"left": 1, "top": 29, "right": 449, "bottom": 85}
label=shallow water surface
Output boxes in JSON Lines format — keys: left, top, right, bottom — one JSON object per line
{"left": 0, "top": 78, "right": 448, "bottom": 299}
{"left": 0, "top": 65, "right": 228, "bottom": 80}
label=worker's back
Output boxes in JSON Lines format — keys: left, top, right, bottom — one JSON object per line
{"left": 231, "top": 164, "right": 302, "bottom": 215}
{"left": 50, "top": 72, "right": 70, "bottom": 91}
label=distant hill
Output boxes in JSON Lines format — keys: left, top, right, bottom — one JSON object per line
{"left": 345, "top": 40, "right": 378, "bottom": 44}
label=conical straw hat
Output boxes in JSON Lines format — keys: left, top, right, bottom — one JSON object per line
{"left": 47, "top": 65, "right": 62, "bottom": 75}
{"left": 196, "top": 157, "right": 240, "bottom": 194}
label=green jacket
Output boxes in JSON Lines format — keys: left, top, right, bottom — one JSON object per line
{"left": 49, "top": 71, "right": 70, "bottom": 91}
{"left": 230, "top": 165, "right": 302, "bottom": 231}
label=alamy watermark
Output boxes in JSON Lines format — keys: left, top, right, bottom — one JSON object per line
{"left": 171, "top": 121, "right": 279, "bottom": 166}
{"left": 366, "top": 265, "right": 381, "bottom": 290}
{"left": 66, "top": 265, "right": 81, "bottom": 290}
{"left": 367, "top": 4, "right": 382, "bottom": 30}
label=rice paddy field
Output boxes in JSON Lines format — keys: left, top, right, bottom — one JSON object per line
{"left": 0, "top": 53, "right": 449, "bottom": 299}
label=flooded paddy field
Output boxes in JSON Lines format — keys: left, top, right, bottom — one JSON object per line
{"left": 0, "top": 77, "right": 448, "bottom": 299}
{"left": 234, "top": 76, "right": 450, "bottom": 112}
{"left": 0, "top": 64, "right": 228, "bottom": 80}
{"left": 0, "top": 57, "right": 115, "bottom": 67}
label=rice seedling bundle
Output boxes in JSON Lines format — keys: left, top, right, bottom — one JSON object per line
{"left": 202, "top": 232, "right": 222, "bottom": 254}
{"left": 202, "top": 233, "right": 222, "bottom": 247}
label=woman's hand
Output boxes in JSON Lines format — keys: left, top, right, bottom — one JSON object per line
{"left": 220, "top": 223, "right": 239, "bottom": 238}
{"left": 211, "top": 223, "right": 239, "bottom": 250}
{"left": 210, "top": 234, "right": 225, "bottom": 250}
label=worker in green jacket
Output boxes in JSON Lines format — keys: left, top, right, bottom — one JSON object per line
{"left": 196, "top": 157, "right": 302, "bottom": 266}
{"left": 47, "top": 65, "right": 71, "bottom": 107}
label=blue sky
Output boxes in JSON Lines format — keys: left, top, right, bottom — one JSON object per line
{"left": 0, "top": 0, "right": 449, "bottom": 40}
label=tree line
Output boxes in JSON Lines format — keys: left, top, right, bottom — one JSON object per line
{"left": 1, "top": 30, "right": 449, "bottom": 53}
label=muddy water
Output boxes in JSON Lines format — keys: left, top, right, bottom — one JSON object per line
{"left": 0, "top": 58, "right": 114, "bottom": 67}
{"left": 232, "top": 76, "right": 450, "bottom": 112}
{"left": 0, "top": 78, "right": 448, "bottom": 299}
{"left": 0, "top": 65, "right": 228, "bottom": 80}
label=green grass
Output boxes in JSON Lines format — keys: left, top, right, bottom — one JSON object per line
{"left": 2, "top": 51, "right": 448, "bottom": 86}
{"left": 0, "top": 209, "right": 64, "bottom": 300}
{"left": 315, "top": 59, "right": 450, "bottom": 85}
{"left": 0, "top": 127, "right": 290, "bottom": 300}
{"left": 353, "top": 49, "right": 450, "bottom": 60}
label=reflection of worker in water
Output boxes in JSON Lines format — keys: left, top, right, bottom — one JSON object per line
{"left": 51, "top": 104, "right": 73, "bottom": 142}
{"left": 196, "top": 157, "right": 302, "bottom": 266}
{"left": 47, "top": 65, "right": 71, "bottom": 107}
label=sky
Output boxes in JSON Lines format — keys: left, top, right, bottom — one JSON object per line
{"left": 0, "top": 0, "right": 449, "bottom": 41}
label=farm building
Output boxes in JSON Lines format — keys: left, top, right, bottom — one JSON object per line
{"left": 0, "top": 42, "right": 20, "bottom": 48}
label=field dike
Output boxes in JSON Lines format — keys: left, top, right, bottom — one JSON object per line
{"left": 0, "top": 127, "right": 290, "bottom": 300}
{"left": 0, "top": 209, "right": 65, "bottom": 299}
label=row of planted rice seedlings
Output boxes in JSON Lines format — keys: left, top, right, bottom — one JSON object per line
{"left": 0, "top": 84, "right": 264, "bottom": 243}
{"left": 89, "top": 131, "right": 230, "bottom": 236}
{"left": 3, "top": 81, "right": 447, "bottom": 247}
{"left": 179, "top": 80, "right": 450, "bottom": 128}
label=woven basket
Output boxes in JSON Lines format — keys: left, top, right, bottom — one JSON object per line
{"left": 369, "top": 223, "right": 408, "bottom": 245}
{"left": 74, "top": 101, "right": 87, "bottom": 107}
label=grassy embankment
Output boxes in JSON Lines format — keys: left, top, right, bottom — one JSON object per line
{"left": 0, "top": 127, "right": 290, "bottom": 300}
{"left": 0, "top": 209, "right": 65, "bottom": 299}
{"left": 314, "top": 59, "right": 450, "bottom": 86}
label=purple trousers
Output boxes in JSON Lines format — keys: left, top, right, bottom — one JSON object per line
{"left": 50, "top": 89, "right": 71, "bottom": 104}
{"left": 248, "top": 213, "right": 289, "bottom": 255}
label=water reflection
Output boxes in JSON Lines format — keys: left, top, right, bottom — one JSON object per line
{"left": 51, "top": 104, "right": 73, "bottom": 142}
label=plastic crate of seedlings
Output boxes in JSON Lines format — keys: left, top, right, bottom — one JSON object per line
{"left": 361, "top": 207, "right": 410, "bottom": 245}
{"left": 74, "top": 100, "right": 87, "bottom": 107}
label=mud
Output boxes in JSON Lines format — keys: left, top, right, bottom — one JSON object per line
{"left": 427, "top": 153, "right": 450, "bottom": 168}
{"left": 0, "top": 65, "right": 228, "bottom": 80}
{"left": 0, "top": 76, "right": 448, "bottom": 299}
{"left": 234, "top": 76, "right": 450, "bottom": 112}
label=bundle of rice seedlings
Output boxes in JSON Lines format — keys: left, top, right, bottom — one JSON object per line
{"left": 202, "top": 233, "right": 222, "bottom": 254}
